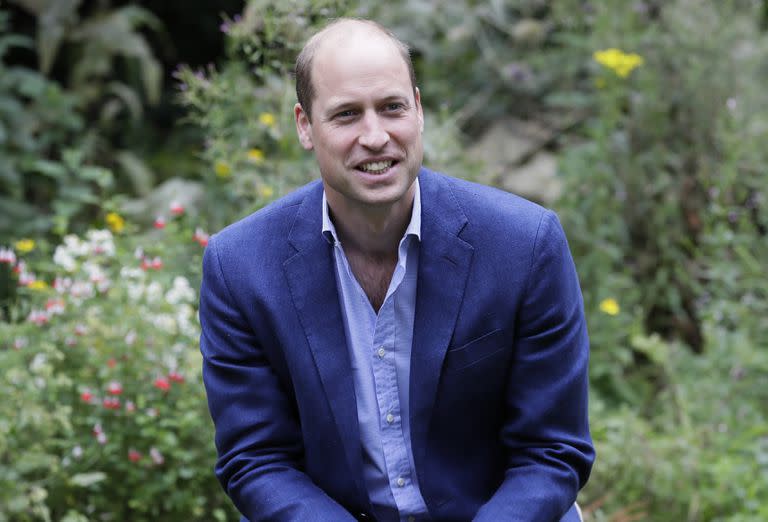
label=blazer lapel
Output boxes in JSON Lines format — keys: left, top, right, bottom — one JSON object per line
{"left": 282, "top": 183, "right": 368, "bottom": 504}
{"left": 410, "top": 169, "right": 474, "bottom": 465}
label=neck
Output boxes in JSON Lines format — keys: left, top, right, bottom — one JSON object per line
{"left": 326, "top": 184, "right": 415, "bottom": 259}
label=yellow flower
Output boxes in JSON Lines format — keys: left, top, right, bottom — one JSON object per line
{"left": 105, "top": 212, "right": 125, "bottom": 233}
{"left": 599, "top": 298, "right": 620, "bottom": 316}
{"left": 593, "top": 48, "right": 644, "bottom": 78}
{"left": 259, "top": 185, "right": 274, "bottom": 199}
{"left": 214, "top": 160, "right": 232, "bottom": 178}
{"left": 28, "top": 280, "right": 48, "bottom": 291}
{"left": 259, "top": 112, "right": 276, "bottom": 127}
{"left": 247, "top": 148, "right": 265, "bottom": 164}
{"left": 15, "top": 239, "right": 35, "bottom": 253}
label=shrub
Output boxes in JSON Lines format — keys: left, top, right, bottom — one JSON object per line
{"left": 0, "top": 208, "right": 236, "bottom": 521}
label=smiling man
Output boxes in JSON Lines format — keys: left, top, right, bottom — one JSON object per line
{"left": 199, "top": 18, "right": 594, "bottom": 522}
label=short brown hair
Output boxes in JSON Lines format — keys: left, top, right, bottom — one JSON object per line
{"left": 294, "top": 18, "right": 417, "bottom": 122}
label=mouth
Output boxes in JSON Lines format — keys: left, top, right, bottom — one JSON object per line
{"left": 355, "top": 159, "right": 398, "bottom": 175}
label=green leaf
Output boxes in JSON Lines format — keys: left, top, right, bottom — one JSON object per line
{"left": 115, "top": 150, "right": 154, "bottom": 196}
{"left": 69, "top": 472, "right": 106, "bottom": 487}
{"left": 27, "top": 159, "right": 67, "bottom": 179}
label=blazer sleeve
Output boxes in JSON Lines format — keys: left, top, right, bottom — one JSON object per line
{"left": 199, "top": 235, "right": 356, "bottom": 522}
{"left": 473, "top": 210, "right": 595, "bottom": 522}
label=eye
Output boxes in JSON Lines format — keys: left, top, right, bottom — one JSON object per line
{"left": 384, "top": 102, "right": 405, "bottom": 112}
{"left": 334, "top": 109, "right": 357, "bottom": 119}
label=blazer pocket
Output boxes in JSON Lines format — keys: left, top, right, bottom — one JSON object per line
{"left": 443, "top": 328, "right": 505, "bottom": 373}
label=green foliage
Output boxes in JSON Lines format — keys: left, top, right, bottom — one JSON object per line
{"left": 362, "top": 0, "right": 593, "bottom": 134}
{"left": 0, "top": 3, "right": 166, "bottom": 247}
{"left": 0, "top": 11, "right": 96, "bottom": 242}
{"left": 0, "top": 212, "right": 235, "bottom": 521}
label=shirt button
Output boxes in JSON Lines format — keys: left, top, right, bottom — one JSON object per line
{"left": 377, "top": 347, "right": 386, "bottom": 358}
{"left": 396, "top": 477, "right": 405, "bottom": 487}
{"left": 386, "top": 413, "right": 394, "bottom": 424}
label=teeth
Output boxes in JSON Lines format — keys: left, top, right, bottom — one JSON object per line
{"left": 359, "top": 161, "right": 393, "bottom": 173}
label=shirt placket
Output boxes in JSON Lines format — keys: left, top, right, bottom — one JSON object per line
{"left": 370, "top": 241, "right": 421, "bottom": 516}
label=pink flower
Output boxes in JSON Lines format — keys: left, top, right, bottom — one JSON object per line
{"left": 45, "top": 298, "right": 65, "bottom": 314}
{"left": 102, "top": 396, "right": 121, "bottom": 409}
{"left": 170, "top": 201, "right": 185, "bottom": 216}
{"left": 106, "top": 381, "right": 123, "bottom": 395}
{"left": 168, "top": 371, "right": 185, "bottom": 384}
{"left": 96, "top": 432, "right": 107, "bottom": 444}
{"left": 27, "top": 310, "right": 49, "bottom": 326}
{"left": 154, "top": 377, "right": 170, "bottom": 392}
{"left": 151, "top": 257, "right": 163, "bottom": 269}
{"left": 146, "top": 407, "right": 158, "bottom": 418}
{"left": 65, "top": 337, "right": 77, "bottom": 347}
{"left": 193, "top": 228, "right": 209, "bottom": 247}
{"left": 153, "top": 216, "right": 166, "bottom": 229}
{"left": 74, "top": 323, "right": 88, "bottom": 336}
{"left": 0, "top": 247, "right": 16, "bottom": 264}
{"left": 125, "top": 400, "right": 136, "bottom": 413}
{"left": 128, "top": 449, "right": 142, "bottom": 463}
{"left": 150, "top": 447, "right": 165, "bottom": 465}
{"left": 80, "top": 390, "right": 94, "bottom": 403}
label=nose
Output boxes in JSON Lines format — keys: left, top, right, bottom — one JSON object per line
{"left": 358, "top": 112, "right": 390, "bottom": 150}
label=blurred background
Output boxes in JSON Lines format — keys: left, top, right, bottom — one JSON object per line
{"left": 1, "top": 0, "right": 767, "bottom": 520}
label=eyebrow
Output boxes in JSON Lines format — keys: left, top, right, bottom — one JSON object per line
{"left": 324, "top": 95, "right": 411, "bottom": 117}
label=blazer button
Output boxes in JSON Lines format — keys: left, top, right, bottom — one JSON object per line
{"left": 357, "top": 513, "right": 371, "bottom": 520}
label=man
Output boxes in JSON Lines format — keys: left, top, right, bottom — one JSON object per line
{"left": 199, "top": 18, "right": 594, "bottom": 522}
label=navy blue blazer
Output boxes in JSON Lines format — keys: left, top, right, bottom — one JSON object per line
{"left": 199, "top": 168, "right": 594, "bottom": 522}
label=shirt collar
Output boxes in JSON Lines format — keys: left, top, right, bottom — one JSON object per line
{"left": 322, "top": 178, "right": 422, "bottom": 245}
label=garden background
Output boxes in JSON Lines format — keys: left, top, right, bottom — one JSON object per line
{"left": 1, "top": 0, "right": 767, "bottom": 520}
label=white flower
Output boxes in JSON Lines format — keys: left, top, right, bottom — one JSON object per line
{"left": 152, "top": 314, "right": 177, "bottom": 334}
{"left": 120, "top": 267, "right": 145, "bottom": 280}
{"left": 86, "top": 229, "right": 115, "bottom": 257}
{"left": 30, "top": 353, "right": 47, "bottom": 372}
{"left": 145, "top": 281, "right": 163, "bottom": 303}
{"left": 53, "top": 246, "right": 77, "bottom": 272}
{"left": 63, "top": 234, "right": 89, "bottom": 256}
{"left": 165, "top": 276, "right": 195, "bottom": 304}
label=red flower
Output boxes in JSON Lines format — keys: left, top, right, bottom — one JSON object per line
{"left": 154, "top": 377, "right": 170, "bottom": 391}
{"left": 80, "top": 390, "right": 93, "bottom": 403}
{"left": 168, "top": 371, "right": 185, "bottom": 384}
{"left": 170, "top": 201, "right": 185, "bottom": 216}
{"left": 153, "top": 216, "right": 166, "bottom": 229}
{"left": 106, "top": 381, "right": 123, "bottom": 395}
{"left": 107, "top": 358, "right": 117, "bottom": 368}
{"left": 128, "top": 449, "right": 142, "bottom": 462}
{"left": 151, "top": 257, "right": 163, "bottom": 270}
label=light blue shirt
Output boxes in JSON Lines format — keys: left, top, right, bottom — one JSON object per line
{"left": 322, "top": 179, "right": 429, "bottom": 522}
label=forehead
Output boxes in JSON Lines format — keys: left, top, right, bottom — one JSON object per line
{"left": 311, "top": 28, "right": 412, "bottom": 106}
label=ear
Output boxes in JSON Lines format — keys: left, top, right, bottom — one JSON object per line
{"left": 294, "top": 103, "right": 314, "bottom": 150}
{"left": 414, "top": 87, "right": 424, "bottom": 133}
